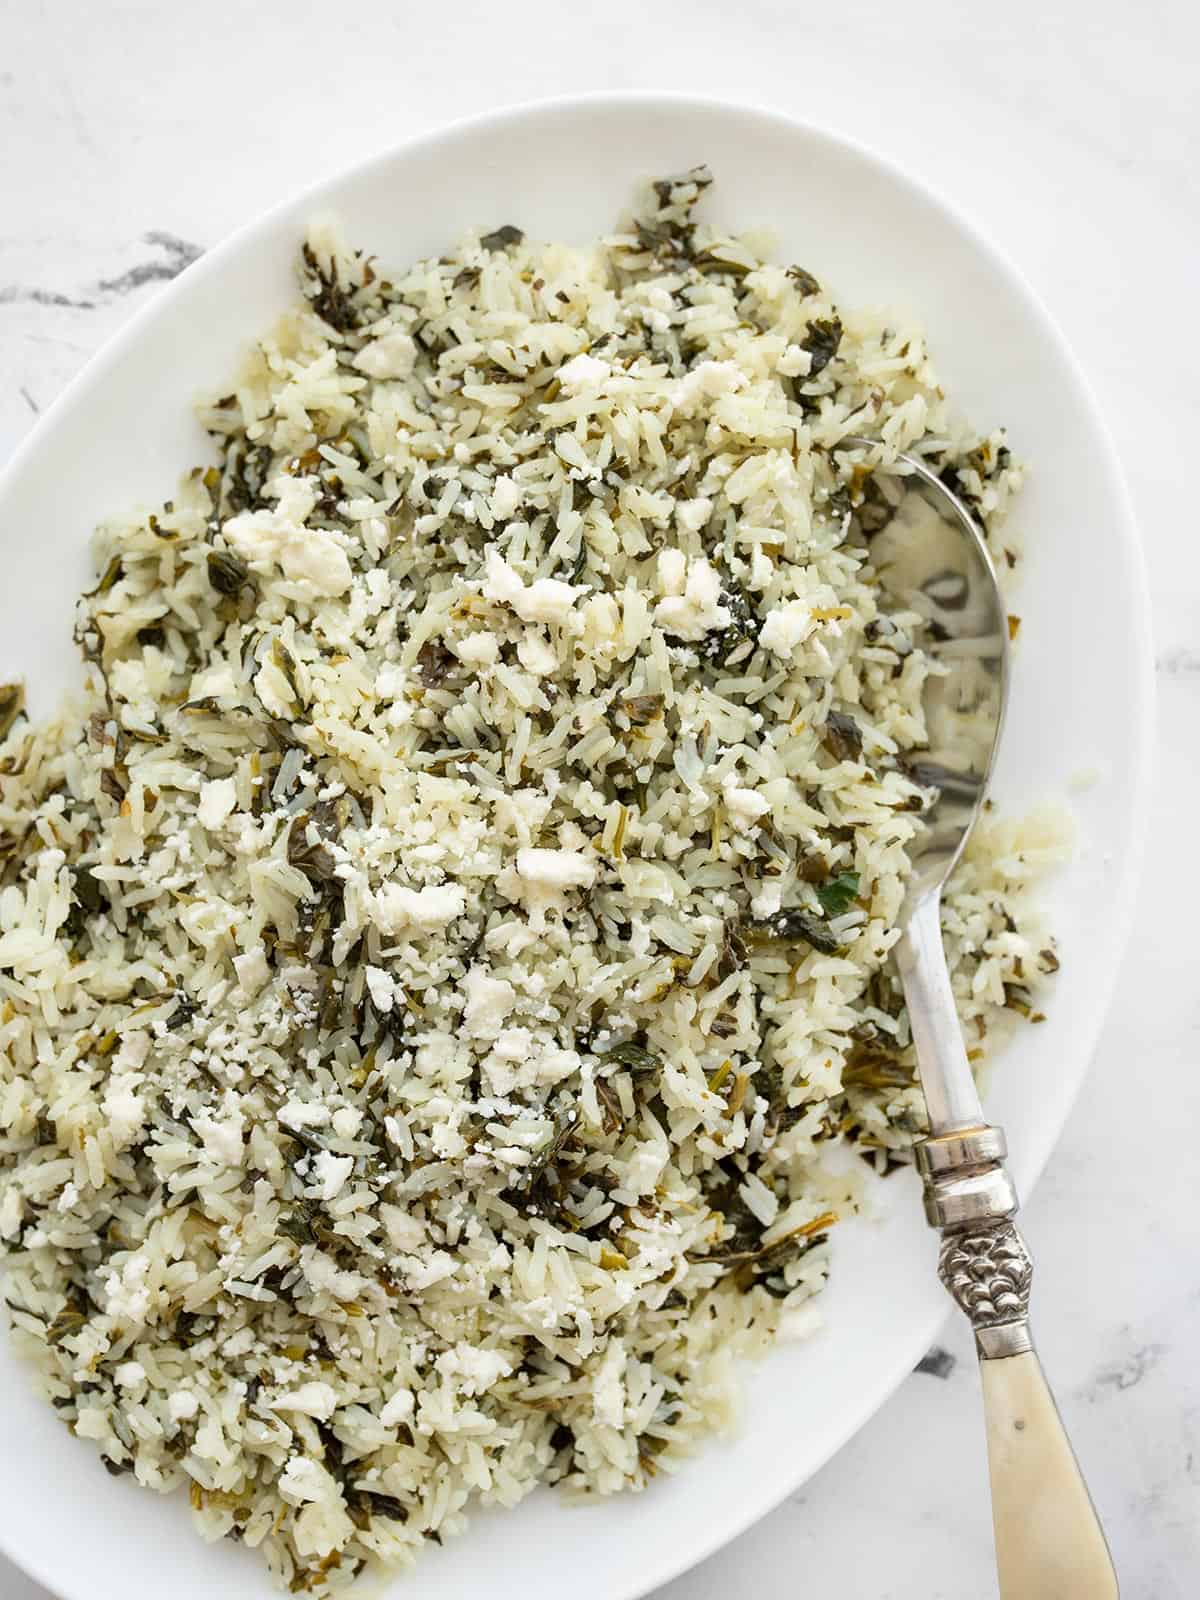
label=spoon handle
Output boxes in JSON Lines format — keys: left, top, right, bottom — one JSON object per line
{"left": 918, "top": 1134, "right": 1119, "bottom": 1597}
{"left": 981, "top": 1343, "right": 1120, "bottom": 1598}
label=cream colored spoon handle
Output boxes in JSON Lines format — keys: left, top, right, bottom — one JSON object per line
{"left": 982, "top": 1348, "right": 1119, "bottom": 1598}
{"left": 915, "top": 1129, "right": 1118, "bottom": 1596}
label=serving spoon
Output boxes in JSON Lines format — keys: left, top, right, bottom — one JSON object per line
{"left": 849, "top": 440, "right": 1119, "bottom": 1598}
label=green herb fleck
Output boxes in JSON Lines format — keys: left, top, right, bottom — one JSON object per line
{"left": 815, "top": 871, "right": 860, "bottom": 918}
{"left": 601, "top": 1042, "right": 661, "bottom": 1076}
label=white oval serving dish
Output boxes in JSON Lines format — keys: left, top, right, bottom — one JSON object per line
{"left": 0, "top": 93, "right": 1151, "bottom": 1600}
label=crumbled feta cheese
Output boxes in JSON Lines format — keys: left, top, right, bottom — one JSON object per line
{"left": 463, "top": 966, "right": 516, "bottom": 1040}
{"left": 491, "top": 1027, "right": 531, "bottom": 1061}
{"left": 675, "top": 496, "right": 713, "bottom": 534}
{"left": 278, "top": 1455, "right": 332, "bottom": 1506}
{"left": 625, "top": 1143, "right": 668, "bottom": 1195}
{"left": 364, "top": 965, "right": 397, "bottom": 1013}
{"left": 405, "top": 1251, "right": 459, "bottom": 1291}
{"left": 103, "top": 1072, "right": 146, "bottom": 1149}
{"left": 654, "top": 556, "right": 731, "bottom": 641}
{"left": 658, "top": 547, "right": 686, "bottom": 596}
{"left": 592, "top": 1337, "right": 627, "bottom": 1428}
{"left": 759, "top": 598, "right": 816, "bottom": 658}
{"left": 168, "top": 1389, "right": 199, "bottom": 1421}
{"left": 270, "top": 1381, "right": 339, "bottom": 1420}
{"left": 750, "top": 546, "right": 774, "bottom": 589}
{"left": 750, "top": 878, "right": 784, "bottom": 918}
{"left": 492, "top": 787, "right": 551, "bottom": 845}
{"left": 115, "top": 1030, "right": 151, "bottom": 1073}
{"left": 515, "top": 847, "right": 597, "bottom": 894}
{"left": 72, "top": 1410, "right": 110, "bottom": 1442}
{"left": 557, "top": 352, "right": 611, "bottom": 393}
{"left": 490, "top": 474, "right": 522, "bottom": 520}
{"left": 671, "top": 359, "right": 746, "bottom": 415}
{"left": 380, "top": 1204, "right": 425, "bottom": 1252}
{"left": 777, "top": 343, "right": 813, "bottom": 378}
{"left": 483, "top": 547, "right": 585, "bottom": 626}
{"left": 722, "top": 780, "right": 771, "bottom": 829}
{"left": 114, "top": 1361, "right": 145, "bottom": 1389}
{"left": 352, "top": 327, "right": 417, "bottom": 380}
{"left": 192, "top": 1097, "right": 245, "bottom": 1167}
{"left": 233, "top": 946, "right": 270, "bottom": 997}
{"left": 454, "top": 630, "right": 500, "bottom": 668}
{"left": 310, "top": 1151, "right": 354, "bottom": 1201}
{"left": 495, "top": 845, "right": 597, "bottom": 933}
{"left": 483, "top": 1034, "right": 579, "bottom": 1097}
{"left": 225, "top": 478, "right": 352, "bottom": 598}
{"left": 430, "top": 1119, "right": 467, "bottom": 1160}
{"left": 484, "top": 920, "right": 538, "bottom": 959}
{"left": 331, "top": 1106, "right": 363, "bottom": 1140}
{"left": 370, "top": 882, "right": 466, "bottom": 936}
{"left": 190, "top": 662, "right": 238, "bottom": 701}
{"left": 379, "top": 1387, "right": 415, "bottom": 1427}
{"left": 516, "top": 632, "right": 558, "bottom": 676}
{"left": 102, "top": 1250, "right": 153, "bottom": 1326}
{"left": 300, "top": 1247, "right": 367, "bottom": 1302}
{"left": 197, "top": 777, "right": 237, "bottom": 830}
{"left": 535, "top": 1044, "right": 580, "bottom": 1086}
{"left": 365, "top": 566, "right": 391, "bottom": 607}
{"left": 580, "top": 593, "right": 621, "bottom": 650}
{"left": 282, "top": 527, "right": 353, "bottom": 596}
{"left": 435, "top": 1342, "right": 513, "bottom": 1396}
{"left": 280, "top": 1098, "right": 332, "bottom": 1131}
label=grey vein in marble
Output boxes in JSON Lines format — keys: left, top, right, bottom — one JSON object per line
{"left": 0, "top": 231, "right": 205, "bottom": 317}
{"left": 1086, "top": 1345, "right": 1166, "bottom": 1399}
{"left": 95, "top": 230, "right": 204, "bottom": 296}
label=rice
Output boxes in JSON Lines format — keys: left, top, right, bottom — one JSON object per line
{"left": 0, "top": 167, "right": 1065, "bottom": 1591}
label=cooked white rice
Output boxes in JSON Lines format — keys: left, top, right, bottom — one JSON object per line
{"left": 0, "top": 168, "right": 1065, "bottom": 1591}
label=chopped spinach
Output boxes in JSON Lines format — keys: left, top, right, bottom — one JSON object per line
{"left": 617, "top": 694, "right": 664, "bottom": 726}
{"left": 206, "top": 549, "right": 252, "bottom": 596}
{"left": 815, "top": 871, "right": 860, "bottom": 918}
{"left": 820, "top": 709, "right": 863, "bottom": 762}
{"left": 787, "top": 265, "right": 821, "bottom": 297}
{"left": 480, "top": 225, "right": 525, "bottom": 252}
{"left": 698, "top": 586, "right": 759, "bottom": 664}
{"left": 748, "top": 906, "right": 842, "bottom": 955}
{"left": 300, "top": 242, "right": 364, "bottom": 333}
{"left": 416, "top": 637, "right": 456, "bottom": 688}
{"left": 599, "top": 1042, "right": 661, "bottom": 1076}
{"left": 0, "top": 683, "right": 25, "bottom": 740}
{"left": 801, "top": 317, "right": 843, "bottom": 377}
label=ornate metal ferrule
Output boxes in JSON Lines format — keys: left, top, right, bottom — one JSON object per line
{"left": 915, "top": 1125, "right": 1034, "bottom": 1359}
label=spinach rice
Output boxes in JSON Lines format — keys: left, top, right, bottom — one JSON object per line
{"left": 0, "top": 169, "right": 1066, "bottom": 1591}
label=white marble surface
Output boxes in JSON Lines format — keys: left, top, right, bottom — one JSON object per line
{"left": 1, "top": 1, "right": 1197, "bottom": 1594}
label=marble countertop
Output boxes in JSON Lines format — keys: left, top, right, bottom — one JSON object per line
{"left": 1, "top": 2, "right": 1196, "bottom": 1594}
